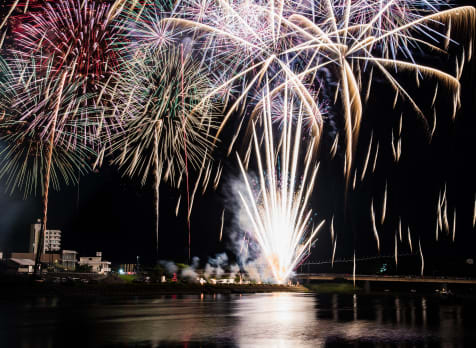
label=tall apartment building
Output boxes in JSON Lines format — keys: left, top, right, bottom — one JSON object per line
{"left": 29, "top": 219, "right": 62, "bottom": 254}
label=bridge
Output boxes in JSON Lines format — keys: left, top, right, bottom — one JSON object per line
{"left": 295, "top": 273, "right": 476, "bottom": 284}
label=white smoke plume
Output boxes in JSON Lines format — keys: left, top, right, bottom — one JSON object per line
{"left": 181, "top": 256, "right": 200, "bottom": 282}
{"left": 159, "top": 260, "right": 178, "bottom": 275}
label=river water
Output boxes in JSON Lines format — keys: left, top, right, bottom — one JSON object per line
{"left": 1, "top": 292, "right": 475, "bottom": 347}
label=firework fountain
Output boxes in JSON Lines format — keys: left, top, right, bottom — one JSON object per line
{"left": 236, "top": 84, "right": 325, "bottom": 283}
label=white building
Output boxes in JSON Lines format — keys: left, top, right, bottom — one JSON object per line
{"left": 62, "top": 250, "right": 78, "bottom": 270}
{"left": 29, "top": 219, "right": 62, "bottom": 254}
{"left": 8, "top": 258, "right": 35, "bottom": 273}
{"left": 79, "top": 252, "right": 111, "bottom": 274}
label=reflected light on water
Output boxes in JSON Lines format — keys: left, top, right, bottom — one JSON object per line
{"left": 1, "top": 292, "right": 473, "bottom": 347}
{"left": 235, "top": 293, "right": 324, "bottom": 347}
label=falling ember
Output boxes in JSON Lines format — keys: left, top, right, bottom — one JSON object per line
{"left": 381, "top": 181, "right": 387, "bottom": 225}
{"left": 473, "top": 194, "right": 476, "bottom": 228}
{"left": 391, "top": 133, "right": 397, "bottom": 161}
{"left": 353, "top": 251, "right": 356, "bottom": 288}
{"left": 237, "top": 88, "right": 325, "bottom": 284}
{"left": 330, "top": 133, "right": 339, "bottom": 159}
{"left": 370, "top": 199, "right": 380, "bottom": 252}
{"left": 219, "top": 209, "right": 225, "bottom": 242}
{"left": 372, "top": 142, "right": 379, "bottom": 173}
{"left": 0, "top": 30, "right": 6, "bottom": 50}
{"left": 394, "top": 232, "right": 398, "bottom": 267}
{"left": 361, "top": 132, "right": 373, "bottom": 181}
{"left": 443, "top": 200, "right": 450, "bottom": 233}
{"left": 213, "top": 163, "right": 223, "bottom": 190}
{"left": 437, "top": 192, "right": 443, "bottom": 232}
{"left": 396, "top": 139, "right": 402, "bottom": 162}
{"left": 452, "top": 208, "right": 456, "bottom": 242}
{"left": 201, "top": 163, "right": 213, "bottom": 194}
{"left": 330, "top": 216, "right": 335, "bottom": 245}
{"left": 419, "top": 239, "right": 424, "bottom": 276}
{"left": 175, "top": 195, "right": 181, "bottom": 217}
{"left": 331, "top": 237, "right": 337, "bottom": 269}
{"left": 398, "top": 217, "right": 402, "bottom": 242}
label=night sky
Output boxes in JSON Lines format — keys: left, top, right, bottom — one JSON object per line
{"left": 0, "top": 0, "right": 475, "bottom": 273}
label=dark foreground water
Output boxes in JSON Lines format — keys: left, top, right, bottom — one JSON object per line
{"left": 1, "top": 292, "right": 476, "bottom": 348}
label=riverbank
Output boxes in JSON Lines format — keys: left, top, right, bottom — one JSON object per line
{"left": 0, "top": 276, "right": 308, "bottom": 298}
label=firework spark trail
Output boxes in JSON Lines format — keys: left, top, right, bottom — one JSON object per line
{"left": 330, "top": 215, "right": 335, "bottom": 245}
{"left": 473, "top": 194, "right": 476, "bottom": 228}
{"left": 36, "top": 71, "right": 68, "bottom": 274}
{"left": 370, "top": 198, "right": 380, "bottom": 252}
{"left": 419, "top": 239, "right": 424, "bottom": 276}
{"left": 372, "top": 142, "right": 379, "bottom": 173}
{"left": 452, "top": 208, "right": 456, "bottom": 242}
{"left": 236, "top": 86, "right": 325, "bottom": 284}
{"left": 360, "top": 131, "right": 373, "bottom": 181}
{"left": 213, "top": 162, "right": 223, "bottom": 190}
{"left": 398, "top": 217, "right": 402, "bottom": 242}
{"left": 331, "top": 236, "right": 337, "bottom": 268}
{"left": 175, "top": 194, "right": 181, "bottom": 216}
{"left": 394, "top": 232, "right": 398, "bottom": 267}
{"left": 153, "top": 125, "right": 162, "bottom": 258}
{"left": 181, "top": 43, "right": 192, "bottom": 263}
{"left": 219, "top": 208, "right": 225, "bottom": 242}
{"left": 330, "top": 133, "right": 339, "bottom": 159}
{"left": 381, "top": 181, "right": 387, "bottom": 224}
{"left": 188, "top": 150, "right": 207, "bottom": 221}
{"left": 201, "top": 162, "right": 213, "bottom": 194}
{"left": 353, "top": 251, "right": 356, "bottom": 287}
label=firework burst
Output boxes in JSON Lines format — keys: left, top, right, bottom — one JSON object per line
{"left": 11, "top": 0, "right": 123, "bottom": 145}
{"left": 0, "top": 56, "right": 94, "bottom": 196}
{"left": 108, "top": 45, "right": 219, "bottom": 256}
{"left": 0, "top": 54, "right": 96, "bottom": 274}
{"left": 163, "top": 0, "right": 474, "bottom": 183}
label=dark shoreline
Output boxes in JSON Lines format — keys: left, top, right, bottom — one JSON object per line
{"left": 3, "top": 275, "right": 476, "bottom": 301}
{"left": 0, "top": 279, "right": 308, "bottom": 298}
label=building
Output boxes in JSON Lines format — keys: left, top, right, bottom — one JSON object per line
{"left": 119, "top": 264, "right": 137, "bottom": 274}
{"left": 29, "top": 219, "right": 62, "bottom": 254}
{"left": 11, "top": 252, "right": 61, "bottom": 264}
{"left": 45, "top": 229, "right": 62, "bottom": 252}
{"left": 62, "top": 250, "right": 78, "bottom": 271}
{"left": 79, "top": 252, "right": 111, "bottom": 274}
{"left": 8, "top": 258, "right": 35, "bottom": 273}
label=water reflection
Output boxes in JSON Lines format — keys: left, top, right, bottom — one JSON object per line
{"left": 235, "top": 293, "right": 322, "bottom": 347}
{"left": 1, "top": 292, "right": 475, "bottom": 347}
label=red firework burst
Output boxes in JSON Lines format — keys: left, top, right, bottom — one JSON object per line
{"left": 13, "top": 0, "right": 119, "bottom": 91}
